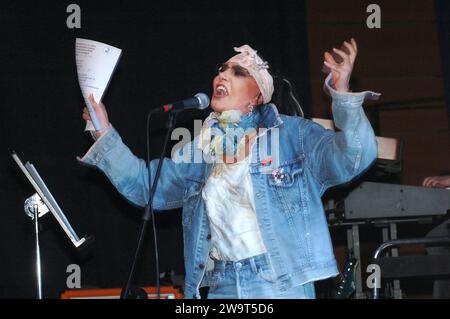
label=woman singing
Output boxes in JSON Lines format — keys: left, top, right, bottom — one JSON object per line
{"left": 79, "top": 39, "right": 379, "bottom": 298}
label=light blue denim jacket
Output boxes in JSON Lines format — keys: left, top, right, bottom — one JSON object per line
{"left": 79, "top": 75, "right": 379, "bottom": 298}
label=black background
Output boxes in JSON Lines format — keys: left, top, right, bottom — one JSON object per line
{"left": 0, "top": 0, "right": 312, "bottom": 298}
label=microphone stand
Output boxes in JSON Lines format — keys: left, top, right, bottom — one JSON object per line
{"left": 33, "top": 204, "right": 43, "bottom": 299}
{"left": 120, "top": 111, "right": 178, "bottom": 299}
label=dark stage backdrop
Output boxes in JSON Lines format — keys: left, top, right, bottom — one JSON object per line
{"left": 0, "top": 0, "right": 311, "bottom": 298}
{"left": 436, "top": 0, "right": 450, "bottom": 127}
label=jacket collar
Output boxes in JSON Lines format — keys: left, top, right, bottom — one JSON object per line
{"left": 257, "top": 103, "right": 283, "bottom": 129}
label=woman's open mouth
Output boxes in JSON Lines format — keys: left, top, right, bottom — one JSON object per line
{"left": 214, "top": 84, "right": 229, "bottom": 98}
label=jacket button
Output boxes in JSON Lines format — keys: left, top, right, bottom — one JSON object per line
{"left": 206, "top": 234, "right": 212, "bottom": 240}
{"left": 199, "top": 263, "right": 205, "bottom": 269}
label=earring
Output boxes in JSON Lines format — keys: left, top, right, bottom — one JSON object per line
{"left": 248, "top": 104, "right": 254, "bottom": 112}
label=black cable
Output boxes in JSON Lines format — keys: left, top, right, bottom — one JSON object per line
{"left": 146, "top": 110, "right": 160, "bottom": 299}
{"left": 120, "top": 109, "right": 162, "bottom": 299}
{"left": 144, "top": 110, "right": 176, "bottom": 299}
{"left": 282, "top": 78, "right": 304, "bottom": 117}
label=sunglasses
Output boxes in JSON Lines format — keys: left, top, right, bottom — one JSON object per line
{"left": 216, "top": 63, "right": 251, "bottom": 77}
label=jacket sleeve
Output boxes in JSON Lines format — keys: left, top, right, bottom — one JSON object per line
{"left": 78, "top": 127, "right": 185, "bottom": 210}
{"left": 304, "top": 73, "right": 380, "bottom": 190}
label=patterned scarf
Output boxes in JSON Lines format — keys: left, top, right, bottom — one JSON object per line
{"left": 200, "top": 109, "right": 260, "bottom": 158}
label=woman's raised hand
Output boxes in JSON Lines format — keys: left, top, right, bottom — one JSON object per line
{"left": 82, "top": 94, "right": 111, "bottom": 139}
{"left": 323, "top": 38, "right": 358, "bottom": 93}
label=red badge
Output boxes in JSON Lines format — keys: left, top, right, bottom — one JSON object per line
{"left": 261, "top": 157, "right": 273, "bottom": 166}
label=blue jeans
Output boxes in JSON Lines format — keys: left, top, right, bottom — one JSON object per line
{"left": 200, "top": 254, "right": 316, "bottom": 299}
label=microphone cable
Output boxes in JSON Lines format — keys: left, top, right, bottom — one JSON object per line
{"left": 146, "top": 109, "right": 161, "bottom": 299}
{"left": 119, "top": 109, "right": 161, "bottom": 299}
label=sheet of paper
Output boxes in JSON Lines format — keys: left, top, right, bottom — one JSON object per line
{"left": 75, "top": 38, "right": 122, "bottom": 131}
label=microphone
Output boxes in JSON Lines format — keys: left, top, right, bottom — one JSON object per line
{"left": 155, "top": 93, "right": 210, "bottom": 113}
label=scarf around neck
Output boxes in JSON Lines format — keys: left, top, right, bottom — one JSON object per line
{"left": 200, "top": 108, "right": 261, "bottom": 158}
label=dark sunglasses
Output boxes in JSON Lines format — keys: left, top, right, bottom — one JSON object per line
{"left": 216, "top": 63, "right": 251, "bottom": 77}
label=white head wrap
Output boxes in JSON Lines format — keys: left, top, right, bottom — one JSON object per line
{"left": 226, "top": 44, "right": 274, "bottom": 104}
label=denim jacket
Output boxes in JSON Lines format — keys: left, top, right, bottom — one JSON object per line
{"left": 79, "top": 74, "right": 379, "bottom": 298}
